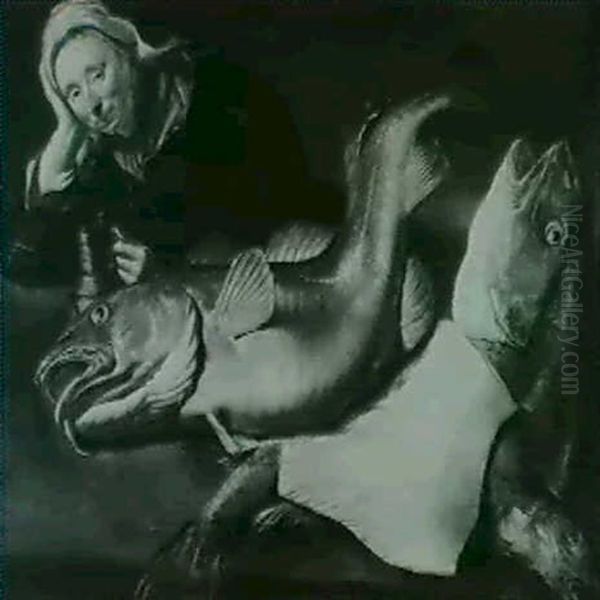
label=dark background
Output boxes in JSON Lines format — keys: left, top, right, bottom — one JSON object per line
{"left": 5, "top": 1, "right": 599, "bottom": 598}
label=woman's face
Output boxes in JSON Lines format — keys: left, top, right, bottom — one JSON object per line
{"left": 54, "top": 31, "right": 138, "bottom": 138}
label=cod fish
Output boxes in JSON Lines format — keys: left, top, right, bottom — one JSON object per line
{"left": 453, "top": 138, "right": 577, "bottom": 351}
{"left": 36, "top": 93, "right": 450, "bottom": 454}
{"left": 134, "top": 136, "right": 590, "bottom": 600}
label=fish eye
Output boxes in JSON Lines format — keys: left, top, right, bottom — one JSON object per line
{"left": 544, "top": 220, "right": 565, "bottom": 246}
{"left": 90, "top": 303, "right": 110, "bottom": 326}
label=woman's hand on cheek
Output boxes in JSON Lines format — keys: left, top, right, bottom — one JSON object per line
{"left": 111, "top": 227, "right": 151, "bottom": 285}
{"left": 40, "top": 63, "right": 80, "bottom": 133}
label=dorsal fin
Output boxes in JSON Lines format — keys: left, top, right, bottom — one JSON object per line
{"left": 266, "top": 221, "right": 335, "bottom": 263}
{"left": 212, "top": 248, "right": 275, "bottom": 339}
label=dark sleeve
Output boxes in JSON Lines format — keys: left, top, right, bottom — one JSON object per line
{"left": 24, "top": 152, "right": 71, "bottom": 213}
{"left": 11, "top": 148, "right": 132, "bottom": 286}
{"left": 9, "top": 152, "right": 101, "bottom": 285}
{"left": 24, "top": 147, "right": 127, "bottom": 219}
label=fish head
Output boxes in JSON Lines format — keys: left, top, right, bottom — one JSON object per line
{"left": 35, "top": 281, "right": 203, "bottom": 453}
{"left": 453, "top": 138, "right": 581, "bottom": 348}
{"left": 344, "top": 93, "right": 452, "bottom": 215}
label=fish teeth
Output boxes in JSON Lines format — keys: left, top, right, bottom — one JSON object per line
{"left": 63, "top": 420, "right": 90, "bottom": 457}
{"left": 543, "top": 139, "right": 571, "bottom": 167}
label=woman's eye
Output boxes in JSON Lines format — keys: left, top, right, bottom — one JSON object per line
{"left": 69, "top": 88, "right": 81, "bottom": 102}
{"left": 92, "top": 68, "right": 105, "bottom": 81}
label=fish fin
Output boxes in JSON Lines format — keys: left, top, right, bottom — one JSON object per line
{"left": 405, "top": 138, "right": 450, "bottom": 213}
{"left": 213, "top": 248, "right": 275, "bottom": 339}
{"left": 205, "top": 412, "right": 261, "bottom": 455}
{"left": 205, "top": 412, "right": 244, "bottom": 455}
{"left": 400, "top": 255, "right": 437, "bottom": 353}
{"left": 266, "top": 221, "right": 335, "bottom": 263}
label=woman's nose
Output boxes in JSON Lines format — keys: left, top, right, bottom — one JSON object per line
{"left": 90, "top": 97, "right": 104, "bottom": 120}
{"left": 82, "top": 86, "right": 103, "bottom": 120}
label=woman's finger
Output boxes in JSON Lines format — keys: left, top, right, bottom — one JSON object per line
{"left": 113, "top": 240, "right": 147, "bottom": 261}
{"left": 110, "top": 226, "right": 125, "bottom": 243}
{"left": 116, "top": 255, "right": 142, "bottom": 274}
{"left": 117, "top": 264, "right": 142, "bottom": 286}
{"left": 118, "top": 270, "right": 139, "bottom": 286}
{"left": 115, "top": 254, "right": 138, "bottom": 268}
{"left": 111, "top": 227, "right": 145, "bottom": 252}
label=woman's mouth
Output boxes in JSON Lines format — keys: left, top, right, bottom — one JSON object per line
{"left": 93, "top": 107, "right": 118, "bottom": 134}
{"left": 99, "top": 116, "right": 118, "bottom": 135}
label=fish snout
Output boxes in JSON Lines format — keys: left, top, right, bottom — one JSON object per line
{"left": 507, "top": 138, "right": 537, "bottom": 181}
{"left": 499, "top": 138, "right": 579, "bottom": 212}
{"left": 503, "top": 138, "right": 556, "bottom": 193}
{"left": 545, "top": 139, "right": 579, "bottom": 191}
{"left": 357, "top": 93, "right": 452, "bottom": 155}
{"left": 545, "top": 138, "right": 571, "bottom": 164}
{"left": 35, "top": 345, "right": 113, "bottom": 427}
{"left": 535, "top": 139, "right": 576, "bottom": 180}
{"left": 407, "top": 92, "right": 453, "bottom": 126}
{"left": 391, "top": 92, "right": 452, "bottom": 138}
{"left": 519, "top": 139, "right": 580, "bottom": 210}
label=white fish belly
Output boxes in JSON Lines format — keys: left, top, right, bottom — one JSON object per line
{"left": 278, "top": 320, "right": 516, "bottom": 576}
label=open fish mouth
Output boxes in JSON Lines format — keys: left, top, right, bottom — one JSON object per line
{"left": 506, "top": 138, "right": 574, "bottom": 202}
{"left": 35, "top": 345, "right": 115, "bottom": 453}
{"left": 36, "top": 345, "right": 172, "bottom": 455}
{"left": 352, "top": 93, "right": 452, "bottom": 158}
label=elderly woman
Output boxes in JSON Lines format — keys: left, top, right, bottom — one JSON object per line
{"left": 20, "top": 0, "right": 309, "bottom": 295}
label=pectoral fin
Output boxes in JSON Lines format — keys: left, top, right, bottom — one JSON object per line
{"left": 405, "top": 138, "right": 450, "bottom": 212}
{"left": 400, "top": 255, "right": 436, "bottom": 353}
{"left": 212, "top": 248, "right": 275, "bottom": 339}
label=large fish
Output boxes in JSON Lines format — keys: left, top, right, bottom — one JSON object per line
{"left": 453, "top": 137, "right": 576, "bottom": 352}
{"left": 132, "top": 136, "right": 589, "bottom": 600}
{"left": 35, "top": 93, "right": 450, "bottom": 454}
{"left": 454, "top": 137, "right": 593, "bottom": 599}
{"left": 269, "top": 136, "right": 583, "bottom": 574}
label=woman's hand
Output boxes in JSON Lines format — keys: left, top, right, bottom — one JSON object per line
{"left": 40, "top": 61, "right": 80, "bottom": 133}
{"left": 36, "top": 63, "right": 96, "bottom": 194}
{"left": 111, "top": 227, "right": 152, "bottom": 285}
